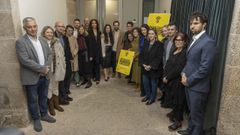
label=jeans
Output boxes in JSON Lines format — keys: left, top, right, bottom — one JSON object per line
{"left": 142, "top": 74, "right": 159, "bottom": 101}
{"left": 25, "top": 76, "right": 49, "bottom": 120}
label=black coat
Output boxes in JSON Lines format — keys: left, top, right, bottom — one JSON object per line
{"left": 164, "top": 49, "right": 186, "bottom": 81}
{"left": 164, "top": 49, "right": 187, "bottom": 106}
{"left": 140, "top": 40, "right": 164, "bottom": 78}
{"left": 87, "top": 30, "right": 102, "bottom": 63}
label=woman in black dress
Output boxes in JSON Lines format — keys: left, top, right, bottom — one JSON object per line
{"left": 77, "top": 25, "right": 92, "bottom": 88}
{"left": 87, "top": 19, "right": 102, "bottom": 84}
{"left": 101, "top": 24, "right": 114, "bottom": 81}
{"left": 163, "top": 32, "right": 188, "bottom": 131}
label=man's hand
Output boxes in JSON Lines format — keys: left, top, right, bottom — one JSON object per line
{"left": 42, "top": 66, "right": 50, "bottom": 75}
{"left": 163, "top": 77, "right": 168, "bottom": 83}
{"left": 143, "top": 64, "right": 151, "bottom": 71}
{"left": 181, "top": 73, "right": 189, "bottom": 86}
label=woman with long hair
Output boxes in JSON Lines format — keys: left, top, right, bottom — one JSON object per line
{"left": 87, "top": 19, "right": 102, "bottom": 84}
{"left": 77, "top": 25, "right": 92, "bottom": 88}
{"left": 101, "top": 24, "right": 114, "bottom": 81}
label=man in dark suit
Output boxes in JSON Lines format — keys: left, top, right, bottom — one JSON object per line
{"left": 177, "top": 12, "right": 217, "bottom": 135}
{"left": 54, "top": 21, "right": 73, "bottom": 105}
{"left": 16, "top": 17, "right": 56, "bottom": 132}
{"left": 160, "top": 24, "right": 178, "bottom": 107}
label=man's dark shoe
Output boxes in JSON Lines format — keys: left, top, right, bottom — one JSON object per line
{"left": 80, "top": 80, "right": 88, "bottom": 86}
{"left": 146, "top": 100, "right": 155, "bottom": 105}
{"left": 85, "top": 81, "right": 92, "bottom": 89}
{"left": 66, "top": 90, "right": 71, "bottom": 95}
{"left": 141, "top": 97, "right": 149, "bottom": 102}
{"left": 168, "top": 121, "right": 182, "bottom": 131}
{"left": 176, "top": 129, "right": 190, "bottom": 135}
{"left": 59, "top": 98, "right": 69, "bottom": 105}
{"left": 33, "top": 119, "right": 42, "bottom": 132}
{"left": 41, "top": 114, "right": 56, "bottom": 123}
{"left": 65, "top": 95, "right": 73, "bottom": 101}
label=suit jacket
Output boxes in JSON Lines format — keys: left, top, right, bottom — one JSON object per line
{"left": 163, "top": 38, "right": 176, "bottom": 67}
{"left": 114, "top": 30, "right": 124, "bottom": 60}
{"left": 16, "top": 34, "right": 52, "bottom": 85}
{"left": 182, "top": 33, "right": 217, "bottom": 93}
{"left": 140, "top": 40, "right": 164, "bottom": 78}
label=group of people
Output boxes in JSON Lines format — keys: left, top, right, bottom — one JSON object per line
{"left": 16, "top": 11, "right": 217, "bottom": 135}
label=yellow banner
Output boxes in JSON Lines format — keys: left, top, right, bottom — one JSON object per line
{"left": 116, "top": 50, "right": 135, "bottom": 75}
{"left": 147, "top": 13, "right": 171, "bottom": 41}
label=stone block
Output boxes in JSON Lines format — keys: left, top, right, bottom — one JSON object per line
{"left": 0, "top": 38, "right": 19, "bottom": 63}
{"left": 0, "top": 0, "right": 11, "bottom": 11}
{"left": 225, "top": 34, "right": 240, "bottom": 66}
{"left": 221, "top": 66, "right": 240, "bottom": 96}
{"left": 0, "top": 63, "right": 22, "bottom": 89}
{"left": 218, "top": 95, "right": 240, "bottom": 135}
{"left": 0, "top": 109, "right": 29, "bottom": 127}
{"left": 0, "top": 12, "right": 15, "bottom": 38}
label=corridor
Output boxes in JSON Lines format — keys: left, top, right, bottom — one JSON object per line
{"left": 22, "top": 78, "right": 186, "bottom": 135}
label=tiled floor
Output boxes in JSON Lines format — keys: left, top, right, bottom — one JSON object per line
{"left": 21, "top": 77, "right": 187, "bottom": 135}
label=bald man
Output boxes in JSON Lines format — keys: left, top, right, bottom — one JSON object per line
{"left": 83, "top": 17, "right": 90, "bottom": 30}
{"left": 54, "top": 21, "right": 73, "bottom": 105}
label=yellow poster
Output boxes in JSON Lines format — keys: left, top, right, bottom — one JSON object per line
{"left": 147, "top": 13, "right": 171, "bottom": 41}
{"left": 116, "top": 50, "right": 135, "bottom": 75}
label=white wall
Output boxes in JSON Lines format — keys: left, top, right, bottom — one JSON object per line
{"left": 18, "top": 0, "right": 68, "bottom": 35}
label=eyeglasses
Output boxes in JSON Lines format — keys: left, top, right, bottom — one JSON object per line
{"left": 175, "top": 39, "right": 184, "bottom": 42}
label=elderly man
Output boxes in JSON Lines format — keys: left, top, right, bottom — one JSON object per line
{"left": 54, "top": 21, "right": 73, "bottom": 105}
{"left": 15, "top": 17, "right": 56, "bottom": 132}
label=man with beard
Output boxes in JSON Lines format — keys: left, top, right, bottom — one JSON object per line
{"left": 112, "top": 20, "right": 124, "bottom": 78}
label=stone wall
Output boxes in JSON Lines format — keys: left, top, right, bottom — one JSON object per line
{"left": 67, "top": 0, "right": 77, "bottom": 25}
{"left": 0, "top": 0, "right": 29, "bottom": 127}
{"left": 217, "top": 0, "right": 240, "bottom": 134}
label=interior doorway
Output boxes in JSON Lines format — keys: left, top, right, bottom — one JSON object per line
{"left": 77, "top": 0, "right": 121, "bottom": 30}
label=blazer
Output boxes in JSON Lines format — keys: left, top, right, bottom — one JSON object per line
{"left": 140, "top": 40, "right": 164, "bottom": 78}
{"left": 182, "top": 33, "right": 217, "bottom": 93}
{"left": 163, "top": 38, "right": 176, "bottom": 67}
{"left": 114, "top": 30, "right": 124, "bottom": 60}
{"left": 16, "top": 34, "right": 52, "bottom": 85}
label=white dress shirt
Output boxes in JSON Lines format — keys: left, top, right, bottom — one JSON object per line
{"left": 28, "top": 35, "right": 45, "bottom": 65}
{"left": 188, "top": 30, "right": 206, "bottom": 51}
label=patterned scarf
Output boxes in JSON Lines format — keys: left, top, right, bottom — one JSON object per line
{"left": 77, "top": 35, "right": 87, "bottom": 50}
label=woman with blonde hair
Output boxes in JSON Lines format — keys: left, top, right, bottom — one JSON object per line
{"left": 41, "top": 26, "right": 65, "bottom": 116}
